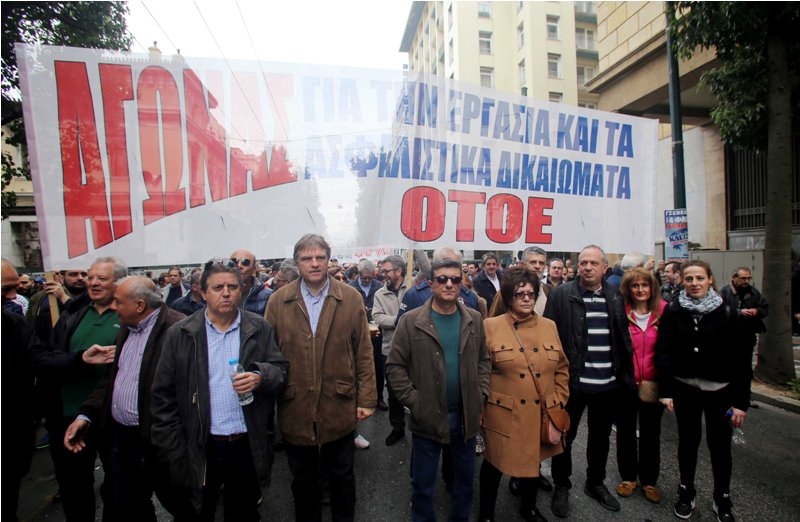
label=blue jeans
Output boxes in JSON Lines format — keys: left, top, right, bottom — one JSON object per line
{"left": 411, "top": 412, "right": 476, "bottom": 522}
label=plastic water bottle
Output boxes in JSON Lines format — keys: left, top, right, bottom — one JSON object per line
{"left": 229, "top": 358, "right": 253, "bottom": 406}
{"left": 726, "top": 409, "right": 746, "bottom": 445}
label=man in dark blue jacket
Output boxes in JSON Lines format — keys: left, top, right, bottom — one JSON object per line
{"left": 231, "top": 249, "right": 273, "bottom": 316}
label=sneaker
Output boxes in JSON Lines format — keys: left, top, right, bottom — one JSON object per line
{"left": 615, "top": 480, "right": 638, "bottom": 497}
{"left": 674, "top": 484, "right": 695, "bottom": 519}
{"left": 354, "top": 434, "right": 370, "bottom": 449}
{"left": 642, "top": 485, "right": 662, "bottom": 504}
{"left": 385, "top": 429, "right": 404, "bottom": 446}
{"left": 584, "top": 483, "right": 620, "bottom": 511}
{"left": 475, "top": 434, "right": 486, "bottom": 455}
{"left": 713, "top": 493, "right": 735, "bottom": 522}
{"left": 551, "top": 486, "right": 570, "bottom": 518}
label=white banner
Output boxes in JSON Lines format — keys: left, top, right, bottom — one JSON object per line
{"left": 18, "top": 44, "right": 658, "bottom": 270}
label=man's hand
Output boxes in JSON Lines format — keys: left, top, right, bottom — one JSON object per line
{"left": 659, "top": 398, "right": 674, "bottom": 413}
{"left": 44, "top": 281, "right": 69, "bottom": 304}
{"left": 740, "top": 308, "right": 758, "bottom": 317}
{"left": 64, "top": 418, "right": 89, "bottom": 453}
{"left": 232, "top": 371, "right": 261, "bottom": 395}
{"left": 356, "top": 407, "right": 375, "bottom": 421}
{"left": 83, "top": 345, "right": 116, "bottom": 364}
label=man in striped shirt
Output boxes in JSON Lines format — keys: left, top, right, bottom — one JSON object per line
{"left": 543, "top": 245, "right": 634, "bottom": 518}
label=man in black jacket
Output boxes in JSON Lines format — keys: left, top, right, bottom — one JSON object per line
{"left": 64, "top": 275, "right": 188, "bottom": 521}
{"left": 543, "top": 245, "right": 634, "bottom": 518}
{"left": 719, "top": 267, "right": 768, "bottom": 353}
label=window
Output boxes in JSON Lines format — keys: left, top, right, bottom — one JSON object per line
{"left": 517, "top": 1, "right": 524, "bottom": 13}
{"left": 578, "top": 101, "right": 598, "bottom": 109}
{"left": 477, "top": 2, "right": 491, "bottom": 18}
{"left": 575, "top": 28, "right": 596, "bottom": 50}
{"left": 548, "top": 53, "right": 561, "bottom": 79}
{"left": 549, "top": 92, "right": 563, "bottom": 103}
{"left": 448, "top": 4, "right": 453, "bottom": 29}
{"left": 449, "top": 39, "right": 454, "bottom": 63}
{"left": 577, "top": 65, "right": 596, "bottom": 85}
{"left": 518, "top": 60, "right": 526, "bottom": 86}
{"left": 517, "top": 23, "right": 525, "bottom": 49}
{"left": 575, "top": 2, "right": 596, "bottom": 15}
{"left": 479, "top": 31, "right": 492, "bottom": 54}
{"left": 547, "top": 15, "right": 559, "bottom": 40}
{"left": 480, "top": 67, "right": 494, "bottom": 88}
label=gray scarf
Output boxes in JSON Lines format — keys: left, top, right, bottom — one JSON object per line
{"left": 678, "top": 287, "right": 723, "bottom": 316}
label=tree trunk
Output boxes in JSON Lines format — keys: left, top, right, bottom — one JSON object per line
{"left": 754, "top": 14, "right": 795, "bottom": 384}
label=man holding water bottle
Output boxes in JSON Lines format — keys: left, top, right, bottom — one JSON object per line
{"left": 152, "top": 259, "right": 288, "bottom": 521}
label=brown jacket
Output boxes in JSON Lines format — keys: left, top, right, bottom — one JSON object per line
{"left": 481, "top": 313, "right": 570, "bottom": 477}
{"left": 386, "top": 299, "right": 491, "bottom": 443}
{"left": 265, "top": 277, "right": 377, "bottom": 446}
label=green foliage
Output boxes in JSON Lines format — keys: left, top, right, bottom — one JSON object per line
{"left": 669, "top": 1, "right": 800, "bottom": 151}
{"left": 789, "top": 377, "right": 800, "bottom": 395}
{"left": 1, "top": 1, "right": 131, "bottom": 218}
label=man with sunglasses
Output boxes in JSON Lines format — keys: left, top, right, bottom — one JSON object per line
{"left": 160, "top": 266, "right": 189, "bottom": 306}
{"left": 230, "top": 249, "right": 273, "bottom": 317}
{"left": 387, "top": 256, "right": 491, "bottom": 522}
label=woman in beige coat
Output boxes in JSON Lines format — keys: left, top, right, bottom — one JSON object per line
{"left": 479, "top": 266, "right": 570, "bottom": 522}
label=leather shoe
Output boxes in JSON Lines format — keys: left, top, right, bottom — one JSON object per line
{"left": 377, "top": 399, "right": 389, "bottom": 411}
{"left": 615, "top": 480, "right": 638, "bottom": 497}
{"left": 536, "top": 475, "right": 553, "bottom": 492}
{"left": 551, "top": 486, "right": 569, "bottom": 518}
{"left": 584, "top": 483, "right": 620, "bottom": 512}
{"left": 508, "top": 476, "right": 521, "bottom": 496}
{"left": 519, "top": 505, "right": 549, "bottom": 522}
{"left": 385, "top": 429, "right": 404, "bottom": 446}
{"left": 642, "top": 485, "right": 662, "bottom": 504}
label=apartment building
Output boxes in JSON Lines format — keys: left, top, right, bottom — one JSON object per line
{"left": 400, "top": 1, "right": 600, "bottom": 108}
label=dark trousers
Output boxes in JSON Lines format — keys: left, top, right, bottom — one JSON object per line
{"left": 199, "top": 436, "right": 261, "bottom": 522}
{"left": 49, "top": 415, "right": 97, "bottom": 522}
{"left": 616, "top": 388, "right": 665, "bottom": 486}
{"left": 373, "top": 337, "right": 384, "bottom": 400}
{"left": 552, "top": 387, "right": 621, "bottom": 489}
{"left": 285, "top": 432, "right": 356, "bottom": 522}
{"left": 104, "top": 421, "right": 193, "bottom": 522}
{"left": 673, "top": 380, "right": 733, "bottom": 497}
{"left": 479, "top": 460, "right": 537, "bottom": 520}
{"left": 410, "top": 412, "right": 476, "bottom": 522}
{"left": 384, "top": 355, "right": 405, "bottom": 431}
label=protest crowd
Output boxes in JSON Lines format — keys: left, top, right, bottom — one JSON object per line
{"left": 3, "top": 235, "right": 775, "bottom": 522}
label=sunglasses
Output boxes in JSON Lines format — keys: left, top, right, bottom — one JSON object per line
{"left": 513, "top": 290, "right": 536, "bottom": 300}
{"left": 433, "top": 275, "right": 462, "bottom": 285}
{"left": 230, "top": 257, "right": 252, "bottom": 267}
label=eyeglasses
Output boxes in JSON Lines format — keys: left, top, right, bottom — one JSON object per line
{"left": 381, "top": 268, "right": 398, "bottom": 276}
{"left": 230, "top": 257, "right": 252, "bottom": 267}
{"left": 433, "top": 275, "right": 462, "bottom": 285}
{"left": 513, "top": 290, "right": 536, "bottom": 300}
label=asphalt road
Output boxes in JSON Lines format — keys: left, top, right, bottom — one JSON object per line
{"left": 18, "top": 394, "right": 800, "bottom": 522}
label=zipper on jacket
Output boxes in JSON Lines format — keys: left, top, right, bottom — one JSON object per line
{"left": 187, "top": 329, "right": 207, "bottom": 488}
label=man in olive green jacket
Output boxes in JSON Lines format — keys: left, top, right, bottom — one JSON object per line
{"left": 265, "top": 234, "right": 376, "bottom": 522}
{"left": 386, "top": 257, "right": 491, "bottom": 522}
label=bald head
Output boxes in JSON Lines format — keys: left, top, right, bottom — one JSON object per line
{"left": 1, "top": 258, "right": 20, "bottom": 304}
{"left": 230, "top": 249, "right": 256, "bottom": 280}
{"left": 112, "top": 275, "right": 162, "bottom": 326}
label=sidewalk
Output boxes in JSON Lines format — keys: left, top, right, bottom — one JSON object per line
{"left": 750, "top": 336, "right": 800, "bottom": 414}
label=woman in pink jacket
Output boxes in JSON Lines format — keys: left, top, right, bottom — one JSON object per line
{"left": 615, "top": 267, "right": 667, "bottom": 504}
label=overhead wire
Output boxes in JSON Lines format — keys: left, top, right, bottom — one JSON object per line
{"left": 193, "top": 0, "right": 264, "bottom": 146}
{"left": 140, "top": 1, "right": 180, "bottom": 54}
{"left": 234, "top": 0, "right": 290, "bottom": 144}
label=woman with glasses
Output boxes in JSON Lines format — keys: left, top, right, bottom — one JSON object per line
{"left": 479, "top": 266, "right": 569, "bottom": 522}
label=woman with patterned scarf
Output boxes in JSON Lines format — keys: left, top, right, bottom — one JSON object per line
{"left": 655, "top": 260, "right": 750, "bottom": 522}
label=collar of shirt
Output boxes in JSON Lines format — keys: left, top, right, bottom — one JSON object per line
{"left": 127, "top": 308, "right": 160, "bottom": 334}
{"left": 204, "top": 309, "right": 242, "bottom": 334}
{"left": 300, "top": 277, "right": 330, "bottom": 302}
